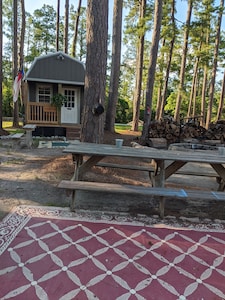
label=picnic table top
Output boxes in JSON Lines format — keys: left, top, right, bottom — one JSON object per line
{"left": 63, "top": 141, "right": 225, "bottom": 165}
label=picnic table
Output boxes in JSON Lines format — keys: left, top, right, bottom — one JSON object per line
{"left": 59, "top": 141, "right": 225, "bottom": 217}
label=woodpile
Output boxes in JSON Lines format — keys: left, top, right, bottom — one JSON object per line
{"left": 147, "top": 118, "right": 225, "bottom": 145}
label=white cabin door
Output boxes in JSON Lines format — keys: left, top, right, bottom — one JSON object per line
{"left": 61, "top": 88, "right": 80, "bottom": 124}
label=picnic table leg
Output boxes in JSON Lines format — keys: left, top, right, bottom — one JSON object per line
{"left": 72, "top": 154, "right": 83, "bottom": 180}
{"left": 216, "top": 177, "right": 225, "bottom": 191}
{"left": 159, "top": 197, "right": 165, "bottom": 218}
{"left": 154, "top": 160, "right": 165, "bottom": 187}
{"left": 153, "top": 159, "right": 166, "bottom": 218}
{"left": 70, "top": 154, "right": 83, "bottom": 211}
{"left": 149, "top": 160, "right": 157, "bottom": 186}
{"left": 211, "top": 163, "right": 225, "bottom": 191}
{"left": 71, "top": 190, "right": 76, "bottom": 211}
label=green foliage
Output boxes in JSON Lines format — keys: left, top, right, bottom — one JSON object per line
{"left": 32, "top": 5, "right": 57, "bottom": 55}
{"left": 2, "top": 85, "right": 13, "bottom": 117}
{"left": 51, "top": 94, "right": 67, "bottom": 109}
{"left": 115, "top": 98, "right": 131, "bottom": 123}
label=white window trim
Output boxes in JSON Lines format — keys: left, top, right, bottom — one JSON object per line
{"left": 36, "top": 84, "right": 53, "bottom": 103}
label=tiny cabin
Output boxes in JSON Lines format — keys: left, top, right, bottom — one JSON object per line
{"left": 24, "top": 51, "right": 85, "bottom": 139}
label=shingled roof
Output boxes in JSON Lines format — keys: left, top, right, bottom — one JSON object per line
{"left": 25, "top": 51, "right": 85, "bottom": 85}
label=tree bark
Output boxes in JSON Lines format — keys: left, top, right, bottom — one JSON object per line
{"left": 105, "top": 0, "right": 123, "bottom": 132}
{"left": 187, "top": 56, "right": 200, "bottom": 118}
{"left": 174, "top": 0, "right": 192, "bottom": 122}
{"left": 131, "top": 0, "right": 146, "bottom": 132}
{"left": 0, "top": 0, "right": 3, "bottom": 131}
{"left": 13, "top": 0, "right": 19, "bottom": 128}
{"left": 18, "top": 0, "right": 25, "bottom": 113}
{"left": 206, "top": 0, "right": 224, "bottom": 128}
{"left": 71, "top": 0, "right": 82, "bottom": 57}
{"left": 216, "top": 69, "right": 225, "bottom": 122}
{"left": 56, "top": 0, "right": 60, "bottom": 51}
{"left": 158, "top": 0, "right": 175, "bottom": 120}
{"left": 64, "top": 0, "right": 69, "bottom": 53}
{"left": 80, "top": 0, "right": 108, "bottom": 143}
{"left": 141, "top": 0, "right": 163, "bottom": 140}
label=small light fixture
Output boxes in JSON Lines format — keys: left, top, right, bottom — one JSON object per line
{"left": 57, "top": 53, "right": 64, "bottom": 60}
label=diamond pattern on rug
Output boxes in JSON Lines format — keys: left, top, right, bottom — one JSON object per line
{"left": 0, "top": 206, "right": 225, "bottom": 300}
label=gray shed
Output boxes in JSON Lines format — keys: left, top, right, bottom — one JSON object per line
{"left": 24, "top": 51, "right": 85, "bottom": 138}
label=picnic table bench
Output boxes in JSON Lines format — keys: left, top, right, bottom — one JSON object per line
{"left": 58, "top": 141, "right": 225, "bottom": 218}
{"left": 58, "top": 180, "right": 225, "bottom": 218}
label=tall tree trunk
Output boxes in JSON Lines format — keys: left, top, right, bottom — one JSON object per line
{"left": 0, "top": 0, "right": 3, "bottom": 132}
{"left": 174, "top": 0, "right": 192, "bottom": 122}
{"left": 56, "top": 0, "right": 60, "bottom": 51}
{"left": 131, "top": 0, "right": 146, "bottom": 132}
{"left": 155, "top": 84, "right": 163, "bottom": 120}
{"left": 13, "top": 0, "right": 19, "bottom": 128}
{"left": 64, "top": 0, "right": 69, "bottom": 53}
{"left": 206, "top": 0, "right": 224, "bottom": 128}
{"left": 216, "top": 69, "right": 225, "bottom": 122}
{"left": 187, "top": 56, "right": 200, "bottom": 117}
{"left": 19, "top": 0, "right": 25, "bottom": 71}
{"left": 200, "top": 27, "right": 210, "bottom": 127}
{"left": 141, "top": 0, "right": 163, "bottom": 140}
{"left": 201, "top": 65, "right": 208, "bottom": 126}
{"left": 158, "top": 0, "right": 175, "bottom": 120}
{"left": 105, "top": 0, "right": 123, "bottom": 133}
{"left": 71, "top": 0, "right": 82, "bottom": 57}
{"left": 18, "top": 0, "right": 25, "bottom": 123}
{"left": 81, "top": 0, "right": 108, "bottom": 143}
{"left": 155, "top": 37, "right": 165, "bottom": 121}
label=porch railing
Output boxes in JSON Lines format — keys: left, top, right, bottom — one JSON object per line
{"left": 26, "top": 102, "right": 59, "bottom": 125}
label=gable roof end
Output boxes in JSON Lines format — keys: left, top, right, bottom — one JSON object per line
{"left": 25, "top": 51, "right": 85, "bottom": 85}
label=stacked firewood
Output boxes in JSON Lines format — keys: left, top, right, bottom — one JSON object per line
{"left": 147, "top": 118, "right": 225, "bottom": 145}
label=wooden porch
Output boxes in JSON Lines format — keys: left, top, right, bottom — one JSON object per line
{"left": 26, "top": 102, "right": 59, "bottom": 125}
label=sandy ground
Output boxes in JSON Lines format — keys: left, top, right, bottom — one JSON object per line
{"left": 0, "top": 131, "right": 225, "bottom": 222}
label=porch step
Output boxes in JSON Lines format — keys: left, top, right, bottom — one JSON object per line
{"left": 66, "top": 127, "right": 81, "bottom": 140}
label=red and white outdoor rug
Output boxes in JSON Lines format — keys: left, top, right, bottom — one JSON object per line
{"left": 0, "top": 206, "right": 225, "bottom": 300}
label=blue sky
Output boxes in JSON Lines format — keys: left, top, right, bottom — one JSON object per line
{"left": 25, "top": 0, "right": 60, "bottom": 13}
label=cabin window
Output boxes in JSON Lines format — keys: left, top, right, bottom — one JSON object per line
{"left": 37, "top": 85, "right": 52, "bottom": 103}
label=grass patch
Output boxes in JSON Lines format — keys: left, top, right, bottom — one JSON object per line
{"left": 115, "top": 124, "right": 143, "bottom": 132}
{"left": 3, "top": 121, "right": 142, "bottom": 135}
{"left": 2, "top": 121, "right": 24, "bottom": 134}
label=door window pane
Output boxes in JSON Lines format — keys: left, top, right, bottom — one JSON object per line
{"left": 64, "top": 90, "right": 75, "bottom": 108}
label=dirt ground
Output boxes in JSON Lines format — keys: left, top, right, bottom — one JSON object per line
{"left": 0, "top": 130, "right": 225, "bottom": 222}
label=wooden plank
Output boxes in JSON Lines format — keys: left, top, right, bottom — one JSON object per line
{"left": 79, "top": 155, "right": 105, "bottom": 178}
{"left": 43, "top": 106, "right": 57, "bottom": 113}
{"left": 165, "top": 161, "right": 186, "bottom": 179}
{"left": 58, "top": 180, "right": 225, "bottom": 218}
{"left": 96, "top": 162, "right": 153, "bottom": 172}
{"left": 64, "top": 142, "right": 225, "bottom": 164}
{"left": 58, "top": 180, "right": 186, "bottom": 197}
{"left": 211, "top": 163, "right": 225, "bottom": 182}
{"left": 59, "top": 180, "right": 225, "bottom": 201}
{"left": 95, "top": 162, "right": 217, "bottom": 177}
